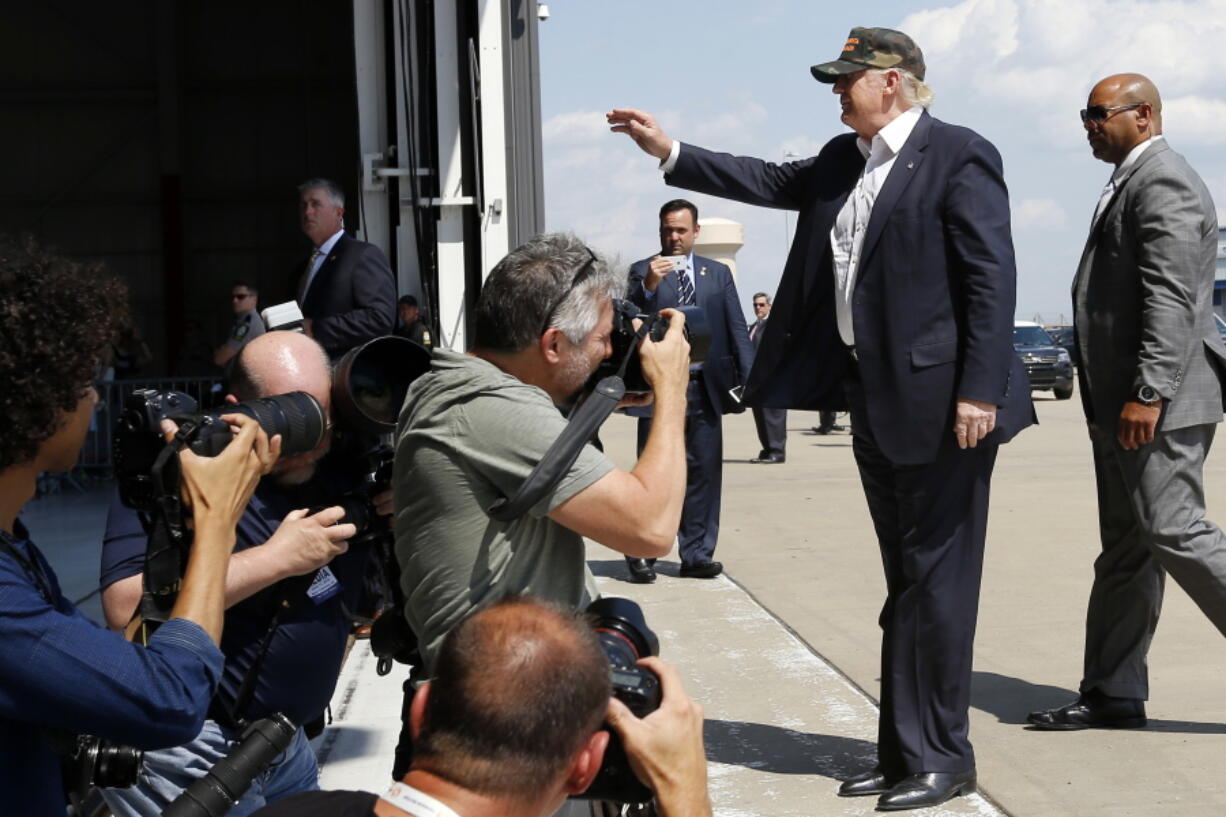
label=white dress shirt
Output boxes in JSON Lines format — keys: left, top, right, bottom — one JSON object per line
{"left": 662, "top": 109, "right": 924, "bottom": 346}
{"left": 830, "top": 106, "right": 922, "bottom": 346}
{"left": 1092, "top": 134, "right": 1164, "bottom": 227}
{"left": 301, "top": 228, "right": 346, "bottom": 301}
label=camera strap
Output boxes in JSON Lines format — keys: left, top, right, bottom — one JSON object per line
{"left": 486, "top": 321, "right": 649, "bottom": 522}
{"left": 215, "top": 571, "right": 316, "bottom": 729}
{"left": 137, "top": 428, "right": 195, "bottom": 631}
{"left": 0, "top": 522, "right": 57, "bottom": 606}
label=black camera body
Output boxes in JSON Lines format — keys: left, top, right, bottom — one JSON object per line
{"left": 113, "top": 390, "right": 327, "bottom": 513}
{"left": 574, "top": 597, "right": 662, "bottom": 804}
{"left": 590, "top": 299, "right": 712, "bottom": 394}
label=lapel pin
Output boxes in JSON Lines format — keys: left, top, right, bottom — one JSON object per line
{"left": 906, "top": 161, "right": 915, "bottom": 170}
{"left": 699, "top": 266, "right": 707, "bottom": 276}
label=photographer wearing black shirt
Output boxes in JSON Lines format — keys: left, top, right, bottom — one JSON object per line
{"left": 251, "top": 595, "right": 712, "bottom": 817}
{"left": 0, "top": 235, "right": 276, "bottom": 817}
{"left": 98, "top": 330, "right": 385, "bottom": 816}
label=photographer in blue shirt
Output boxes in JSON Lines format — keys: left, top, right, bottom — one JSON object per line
{"left": 0, "top": 235, "right": 278, "bottom": 816}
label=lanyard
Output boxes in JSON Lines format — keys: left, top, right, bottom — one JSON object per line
{"left": 379, "top": 782, "right": 463, "bottom": 817}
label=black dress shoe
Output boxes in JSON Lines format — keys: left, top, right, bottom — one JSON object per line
{"left": 812, "top": 423, "right": 847, "bottom": 435}
{"left": 837, "top": 767, "right": 895, "bottom": 797}
{"left": 876, "top": 770, "right": 976, "bottom": 811}
{"left": 679, "top": 561, "right": 722, "bottom": 579}
{"left": 1027, "top": 690, "right": 1146, "bottom": 730}
{"left": 626, "top": 558, "right": 656, "bottom": 584}
{"left": 750, "top": 453, "right": 786, "bottom": 464}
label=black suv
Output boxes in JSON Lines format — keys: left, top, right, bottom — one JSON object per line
{"left": 1014, "top": 322, "right": 1074, "bottom": 400}
{"left": 1045, "top": 325, "right": 1079, "bottom": 367}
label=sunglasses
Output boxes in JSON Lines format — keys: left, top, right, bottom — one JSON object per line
{"left": 539, "top": 247, "right": 600, "bottom": 335}
{"left": 1079, "top": 102, "right": 1144, "bottom": 124}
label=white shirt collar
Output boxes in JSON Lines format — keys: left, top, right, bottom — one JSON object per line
{"left": 856, "top": 106, "right": 922, "bottom": 161}
{"left": 317, "top": 228, "right": 346, "bottom": 254}
{"left": 1113, "top": 134, "right": 1164, "bottom": 182}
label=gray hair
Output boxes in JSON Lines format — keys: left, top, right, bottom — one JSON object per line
{"left": 473, "top": 233, "right": 623, "bottom": 353}
{"left": 870, "top": 67, "right": 934, "bottom": 109}
{"left": 297, "top": 177, "right": 346, "bottom": 208}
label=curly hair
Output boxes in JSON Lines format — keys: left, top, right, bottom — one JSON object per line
{"left": 0, "top": 235, "right": 129, "bottom": 470}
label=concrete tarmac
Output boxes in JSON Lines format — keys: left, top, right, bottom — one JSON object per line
{"left": 21, "top": 380, "right": 1226, "bottom": 815}
{"left": 585, "top": 383, "right": 1226, "bottom": 816}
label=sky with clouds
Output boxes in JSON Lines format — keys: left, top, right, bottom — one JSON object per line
{"left": 537, "top": 0, "right": 1226, "bottom": 323}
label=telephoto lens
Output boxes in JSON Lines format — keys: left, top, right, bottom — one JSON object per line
{"left": 190, "top": 392, "right": 326, "bottom": 457}
{"left": 163, "top": 714, "right": 297, "bottom": 817}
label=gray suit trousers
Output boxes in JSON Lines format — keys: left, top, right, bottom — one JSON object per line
{"left": 1082, "top": 423, "right": 1226, "bottom": 699}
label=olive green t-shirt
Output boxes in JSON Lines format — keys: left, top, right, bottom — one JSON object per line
{"left": 393, "top": 350, "right": 613, "bottom": 670}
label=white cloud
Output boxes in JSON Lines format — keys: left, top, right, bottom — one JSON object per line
{"left": 1013, "top": 197, "right": 1067, "bottom": 230}
{"left": 539, "top": 0, "right": 1226, "bottom": 320}
{"left": 903, "top": 0, "right": 1020, "bottom": 63}
{"left": 903, "top": 0, "right": 1226, "bottom": 142}
{"left": 1163, "top": 95, "right": 1226, "bottom": 147}
{"left": 541, "top": 110, "right": 608, "bottom": 145}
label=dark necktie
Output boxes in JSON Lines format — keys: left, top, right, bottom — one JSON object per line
{"left": 298, "top": 248, "right": 322, "bottom": 305}
{"left": 677, "top": 265, "right": 695, "bottom": 306}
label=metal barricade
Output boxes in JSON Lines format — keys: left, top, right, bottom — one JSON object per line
{"left": 76, "top": 376, "right": 225, "bottom": 479}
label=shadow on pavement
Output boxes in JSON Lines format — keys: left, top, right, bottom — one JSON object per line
{"left": 589, "top": 558, "right": 685, "bottom": 581}
{"left": 971, "top": 670, "right": 1076, "bottom": 724}
{"left": 703, "top": 718, "right": 876, "bottom": 778}
{"left": 973, "top": 670, "right": 1226, "bottom": 733}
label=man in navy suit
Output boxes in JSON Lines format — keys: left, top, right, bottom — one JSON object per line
{"left": 295, "top": 178, "right": 396, "bottom": 357}
{"left": 749, "top": 292, "right": 787, "bottom": 463}
{"left": 610, "top": 26, "right": 1033, "bottom": 811}
{"left": 623, "top": 199, "right": 754, "bottom": 584}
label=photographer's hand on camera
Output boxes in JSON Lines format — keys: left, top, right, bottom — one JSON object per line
{"left": 638, "top": 307, "right": 691, "bottom": 406}
{"left": 606, "top": 656, "right": 712, "bottom": 817}
{"left": 164, "top": 413, "right": 280, "bottom": 642}
{"left": 550, "top": 308, "right": 689, "bottom": 556}
{"left": 225, "top": 505, "right": 355, "bottom": 605}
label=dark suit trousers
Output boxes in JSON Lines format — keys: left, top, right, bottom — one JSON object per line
{"left": 846, "top": 374, "right": 996, "bottom": 776}
{"left": 632, "top": 374, "right": 722, "bottom": 566}
{"left": 752, "top": 407, "right": 787, "bottom": 457}
{"left": 1081, "top": 423, "right": 1226, "bottom": 700}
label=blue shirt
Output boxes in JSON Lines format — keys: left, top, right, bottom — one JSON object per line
{"left": 0, "top": 525, "right": 223, "bottom": 817}
{"left": 101, "top": 459, "right": 371, "bottom": 725}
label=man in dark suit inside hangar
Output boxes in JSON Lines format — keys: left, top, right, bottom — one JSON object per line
{"left": 610, "top": 26, "right": 1034, "bottom": 811}
{"left": 623, "top": 199, "right": 755, "bottom": 584}
{"left": 295, "top": 177, "right": 396, "bottom": 357}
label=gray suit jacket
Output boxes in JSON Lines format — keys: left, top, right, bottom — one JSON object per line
{"left": 1073, "top": 139, "right": 1226, "bottom": 431}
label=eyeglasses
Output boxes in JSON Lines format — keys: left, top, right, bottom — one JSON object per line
{"left": 539, "top": 247, "right": 600, "bottom": 335}
{"left": 753, "top": 302, "right": 768, "bottom": 308}
{"left": 1079, "top": 103, "right": 1144, "bottom": 125}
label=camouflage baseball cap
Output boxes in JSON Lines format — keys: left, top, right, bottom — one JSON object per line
{"left": 810, "top": 27, "right": 926, "bottom": 83}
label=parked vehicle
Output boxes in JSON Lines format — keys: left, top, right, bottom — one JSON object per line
{"left": 1045, "top": 325, "right": 1079, "bottom": 367}
{"left": 1014, "top": 321, "right": 1074, "bottom": 400}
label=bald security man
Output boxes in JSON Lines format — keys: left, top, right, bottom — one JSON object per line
{"left": 1028, "top": 74, "right": 1226, "bottom": 732}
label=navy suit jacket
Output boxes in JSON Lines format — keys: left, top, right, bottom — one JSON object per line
{"left": 628, "top": 254, "right": 755, "bottom": 415}
{"left": 299, "top": 234, "right": 396, "bottom": 356}
{"left": 667, "top": 111, "right": 1034, "bottom": 464}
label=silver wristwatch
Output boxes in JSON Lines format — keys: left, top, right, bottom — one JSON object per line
{"left": 1136, "top": 384, "right": 1160, "bottom": 405}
